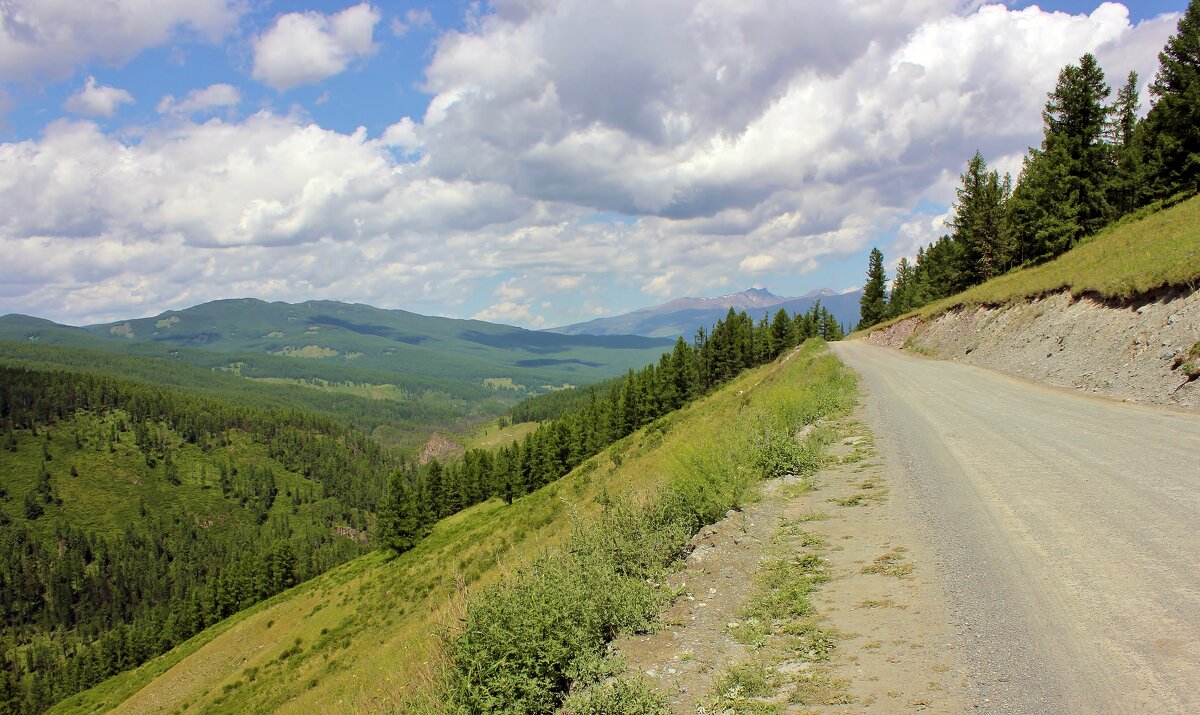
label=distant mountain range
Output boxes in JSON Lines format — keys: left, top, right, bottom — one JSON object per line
{"left": 0, "top": 298, "right": 673, "bottom": 391}
{"left": 549, "top": 287, "right": 861, "bottom": 338}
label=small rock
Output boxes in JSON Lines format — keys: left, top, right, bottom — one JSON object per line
{"left": 1168, "top": 314, "right": 1179, "bottom": 324}
{"left": 1137, "top": 305, "right": 1149, "bottom": 315}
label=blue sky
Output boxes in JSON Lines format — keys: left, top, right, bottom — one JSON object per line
{"left": 0, "top": 0, "right": 1188, "bottom": 327}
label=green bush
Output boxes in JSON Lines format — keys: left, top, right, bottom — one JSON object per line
{"left": 446, "top": 501, "right": 685, "bottom": 714}
{"left": 560, "top": 676, "right": 669, "bottom": 715}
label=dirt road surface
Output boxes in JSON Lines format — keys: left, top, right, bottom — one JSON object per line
{"left": 832, "top": 340, "right": 1200, "bottom": 714}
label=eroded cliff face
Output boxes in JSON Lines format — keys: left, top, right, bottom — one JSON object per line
{"left": 867, "top": 289, "right": 1200, "bottom": 411}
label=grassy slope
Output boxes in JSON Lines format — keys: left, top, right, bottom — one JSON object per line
{"left": 459, "top": 419, "right": 541, "bottom": 450}
{"left": 56, "top": 342, "right": 850, "bottom": 715}
{"left": 869, "top": 195, "right": 1200, "bottom": 334}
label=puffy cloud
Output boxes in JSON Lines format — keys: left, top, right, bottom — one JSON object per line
{"left": 0, "top": 2, "right": 1182, "bottom": 326}
{"left": 157, "top": 83, "right": 241, "bottom": 116}
{"left": 739, "top": 254, "right": 775, "bottom": 273}
{"left": 391, "top": 7, "right": 435, "bottom": 37}
{"left": 0, "top": 0, "right": 239, "bottom": 81}
{"left": 417, "top": 0, "right": 1172, "bottom": 226}
{"left": 252, "top": 3, "right": 382, "bottom": 91}
{"left": 63, "top": 77, "right": 133, "bottom": 117}
{"left": 472, "top": 300, "right": 545, "bottom": 327}
{"left": 380, "top": 117, "right": 423, "bottom": 154}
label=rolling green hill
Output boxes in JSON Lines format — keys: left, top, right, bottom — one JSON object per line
{"left": 0, "top": 299, "right": 674, "bottom": 451}
{"left": 1, "top": 298, "right": 671, "bottom": 389}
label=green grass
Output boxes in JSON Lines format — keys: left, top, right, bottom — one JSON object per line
{"left": 866, "top": 195, "right": 1200, "bottom": 334}
{"left": 712, "top": 514, "right": 841, "bottom": 713}
{"left": 1179, "top": 342, "right": 1200, "bottom": 379}
{"left": 947, "top": 195, "right": 1200, "bottom": 307}
{"left": 459, "top": 418, "right": 542, "bottom": 450}
{"left": 860, "top": 548, "right": 914, "bottom": 578}
{"left": 55, "top": 341, "right": 856, "bottom": 714}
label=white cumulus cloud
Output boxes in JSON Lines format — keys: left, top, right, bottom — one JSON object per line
{"left": 0, "top": 2, "right": 1184, "bottom": 327}
{"left": 157, "top": 83, "right": 241, "bottom": 116}
{"left": 0, "top": 0, "right": 240, "bottom": 81}
{"left": 63, "top": 77, "right": 133, "bottom": 118}
{"left": 252, "top": 3, "right": 382, "bottom": 91}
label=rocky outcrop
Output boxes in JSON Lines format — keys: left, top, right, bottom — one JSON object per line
{"left": 417, "top": 432, "right": 465, "bottom": 464}
{"left": 867, "top": 289, "right": 1199, "bottom": 411}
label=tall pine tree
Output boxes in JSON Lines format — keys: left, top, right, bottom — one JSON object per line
{"left": 1141, "top": 0, "right": 1200, "bottom": 200}
{"left": 858, "top": 247, "right": 888, "bottom": 330}
{"left": 1010, "top": 53, "right": 1112, "bottom": 262}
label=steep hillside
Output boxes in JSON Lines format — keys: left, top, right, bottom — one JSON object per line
{"left": 53, "top": 342, "right": 854, "bottom": 714}
{"left": 865, "top": 196, "right": 1200, "bottom": 409}
{"left": 551, "top": 288, "right": 861, "bottom": 338}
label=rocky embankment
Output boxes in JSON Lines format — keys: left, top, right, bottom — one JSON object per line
{"left": 867, "top": 289, "right": 1200, "bottom": 411}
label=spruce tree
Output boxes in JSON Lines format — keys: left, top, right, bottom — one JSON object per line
{"left": 950, "top": 151, "right": 1011, "bottom": 285}
{"left": 1046, "top": 53, "right": 1113, "bottom": 235}
{"left": 770, "top": 308, "right": 793, "bottom": 354}
{"left": 887, "top": 257, "right": 915, "bottom": 318}
{"left": 1011, "top": 53, "right": 1113, "bottom": 262}
{"left": 1108, "top": 71, "right": 1143, "bottom": 215}
{"left": 1008, "top": 141, "right": 1080, "bottom": 262}
{"left": 1142, "top": 0, "right": 1200, "bottom": 199}
{"left": 858, "top": 248, "right": 888, "bottom": 330}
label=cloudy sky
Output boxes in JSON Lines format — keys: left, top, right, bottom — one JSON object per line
{"left": 0, "top": 0, "right": 1186, "bottom": 327}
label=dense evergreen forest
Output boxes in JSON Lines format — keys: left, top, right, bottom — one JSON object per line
{"left": 377, "top": 302, "right": 843, "bottom": 552}
{"left": 0, "top": 366, "right": 393, "bottom": 713}
{"left": 858, "top": 7, "right": 1200, "bottom": 328}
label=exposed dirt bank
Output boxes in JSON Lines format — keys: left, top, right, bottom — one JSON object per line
{"left": 867, "top": 289, "right": 1200, "bottom": 410}
{"left": 416, "top": 432, "right": 465, "bottom": 464}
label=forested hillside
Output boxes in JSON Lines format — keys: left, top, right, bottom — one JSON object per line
{"left": 376, "top": 301, "right": 843, "bottom": 554}
{"left": 50, "top": 339, "right": 852, "bottom": 715}
{"left": 0, "top": 341, "right": 486, "bottom": 440}
{"left": 0, "top": 366, "right": 393, "bottom": 713}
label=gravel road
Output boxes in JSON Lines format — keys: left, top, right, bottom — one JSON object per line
{"left": 832, "top": 340, "right": 1200, "bottom": 714}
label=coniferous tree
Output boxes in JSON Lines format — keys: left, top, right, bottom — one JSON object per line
{"left": 950, "top": 151, "right": 1012, "bottom": 284}
{"left": 886, "top": 257, "right": 916, "bottom": 318}
{"left": 1010, "top": 53, "right": 1113, "bottom": 262}
{"left": 1108, "top": 71, "right": 1144, "bottom": 215}
{"left": 858, "top": 247, "right": 888, "bottom": 330}
{"left": 1008, "top": 139, "right": 1080, "bottom": 263}
{"left": 769, "top": 308, "right": 794, "bottom": 355}
{"left": 1141, "top": 0, "right": 1200, "bottom": 200}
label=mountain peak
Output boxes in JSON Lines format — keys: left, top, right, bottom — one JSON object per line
{"left": 801, "top": 288, "right": 839, "bottom": 298}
